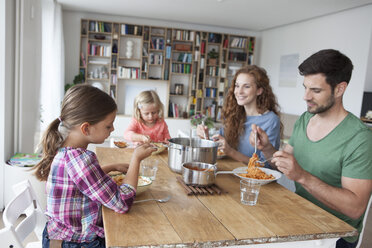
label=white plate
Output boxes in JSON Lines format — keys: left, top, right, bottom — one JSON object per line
{"left": 233, "top": 166, "right": 282, "bottom": 185}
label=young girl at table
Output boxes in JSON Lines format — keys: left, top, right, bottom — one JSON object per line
{"left": 124, "top": 90, "right": 171, "bottom": 143}
{"left": 34, "top": 84, "right": 155, "bottom": 248}
{"left": 197, "top": 65, "right": 282, "bottom": 165}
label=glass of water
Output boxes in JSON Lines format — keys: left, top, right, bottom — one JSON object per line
{"left": 240, "top": 180, "right": 261, "bottom": 206}
{"left": 140, "top": 158, "right": 159, "bottom": 181}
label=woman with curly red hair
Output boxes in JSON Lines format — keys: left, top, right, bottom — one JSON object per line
{"left": 198, "top": 65, "right": 282, "bottom": 165}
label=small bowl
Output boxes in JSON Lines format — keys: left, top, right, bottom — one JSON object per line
{"left": 136, "top": 176, "right": 152, "bottom": 195}
{"left": 114, "top": 141, "right": 128, "bottom": 148}
{"left": 111, "top": 174, "right": 152, "bottom": 195}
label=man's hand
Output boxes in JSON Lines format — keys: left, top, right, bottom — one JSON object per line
{"left": 271, "top": 150, "right": 306, "bottom": 181}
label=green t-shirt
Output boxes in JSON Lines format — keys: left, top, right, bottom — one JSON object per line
{"left": 289, "top": 112, "right": 372, "bottom": 243}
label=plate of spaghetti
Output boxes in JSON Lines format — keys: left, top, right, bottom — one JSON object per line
{"left": 233, "top": 153, "right": 282, "bottom": 185}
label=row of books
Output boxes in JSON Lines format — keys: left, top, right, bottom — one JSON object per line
{"left": 89, "top": 21, "right": 111, "bottom": 33}
{"left": 228, "top": 51, "right": 247, "bottom": 62}
{"left": 208, "top": 33, "right": 222, "bottom": 43}
{"left": 205, "top": 88, "right": 218, "bottom": 98}
{"left": 121, "top": 24, "right": 142, "bottom": 35}
{"left": 175, "top": 53, "right": 192, "bottom": 63}
{"left": 88, "top": 43, "right": 111, "bottom": 57}
{"left": 149, "top": 53, "right": 164, "bottom": 65}
{"left": 173, "top": 30, "right": 195, "bottom": 41}
{"left": 206, "top": 66, "right": 219, "bottom": 77}
{"left": 168, "top": 102, "right": 181, "bottom": 118}
{"left": 205, "top": 104, "right": 217, "bottom": 118}
{"left": 150, "top": 38, "right": 165, "bottom": 50}
{"left": 118, "top": 66, "right": 140, "bottom": 79}
{"left": 171, "top": 63, "right": 192, "bottom": 74}
{"left": 230, "top": 38, "right": 247, "bottom": 48}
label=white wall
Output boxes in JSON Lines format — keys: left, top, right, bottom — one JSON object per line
{"left": 1, "top": 0, "right": 16, "bottom": 210}
{"left": 16, "top": 0, "right": 42, "bottom": 153}
{"left": 365, "top": 30, "right": 372, "bottom": 92}
{"left": 259, "top": 5, "right": 372, "bottom": 116}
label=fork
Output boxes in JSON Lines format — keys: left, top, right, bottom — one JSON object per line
{"left": 257, "top": 156, "right": 274, "bottom": 164}
{"left": 201, "top": 120, "right": 208, "bottom": 139}
{"left": 134, "top": 195, "right": 171, "bottom": 203}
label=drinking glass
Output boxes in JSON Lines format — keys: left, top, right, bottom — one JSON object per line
{"left": 240, "top": 180, "right": 261, "bottom": 206}
{"left": 140, "top": 158, "right": 159, "bottom": 180}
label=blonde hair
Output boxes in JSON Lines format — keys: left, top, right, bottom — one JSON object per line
{"left": 33, "top": 84, "right": 117, "bottom": 181}
{"left": 133, "top": 90, "right": 164, "bottom": 122}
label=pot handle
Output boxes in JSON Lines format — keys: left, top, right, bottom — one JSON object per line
{"left": 215, "top": 169, "right": 247, "bottom": 176}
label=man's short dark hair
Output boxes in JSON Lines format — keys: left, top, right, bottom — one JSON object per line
{"left": 298, "top": 49, "right": 353, "bottom": 90}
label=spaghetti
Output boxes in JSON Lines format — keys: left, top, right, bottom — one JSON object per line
{"left": 238, "top": 153, "right": 274, "bottom": 180}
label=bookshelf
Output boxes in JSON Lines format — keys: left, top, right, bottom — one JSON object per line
{"left": 79, "top": 19, "right": 255, "bottom": 119}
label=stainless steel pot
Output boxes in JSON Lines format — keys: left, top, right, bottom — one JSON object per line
{"left": 182, "top": 162, "right": 217, "bottom": 185}
{"left": 168, "top": 137, "right": 219, "bottom": 174}
{"left": 181, "top": 162, "right": 242, "bottom": 186}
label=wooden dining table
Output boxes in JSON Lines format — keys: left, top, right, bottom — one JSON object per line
{"left": 96, "top": 147, "right": 357, "bottom": 248}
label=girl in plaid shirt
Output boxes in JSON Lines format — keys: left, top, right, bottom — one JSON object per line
{"left": 34, "top": 84, "right": 155, "bottom": 247}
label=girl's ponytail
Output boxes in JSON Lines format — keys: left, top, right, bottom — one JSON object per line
{"left": 33, "top": 118, "right": 65, "bottom": 181}
{"left": 33, "top": 84, "right": 117, "bottom": 181}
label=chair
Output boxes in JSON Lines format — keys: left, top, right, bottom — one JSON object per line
{"left": 356, "top": 194, "right": 372, "bottom": 248}
{"left": 0, "top": 226, "right": 24, "bottom": 248}
{"left": 2, "top": 180, "right": 47, "bottom": 248}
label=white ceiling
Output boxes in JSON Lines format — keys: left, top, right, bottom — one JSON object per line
{"left": 57, "top": 0, "right": 372, "bottom": 31}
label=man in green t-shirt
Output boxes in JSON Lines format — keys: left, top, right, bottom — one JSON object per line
{"left": 251, "top": 49, "right": 372, "bottom": 248}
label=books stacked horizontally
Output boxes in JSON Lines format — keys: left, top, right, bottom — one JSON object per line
{"left": 8, "top": 153, "right": 42, "bottom": 167}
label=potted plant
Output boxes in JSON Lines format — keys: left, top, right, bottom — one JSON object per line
{"left": 65, "top": 72, "right": 85, "bottom": 92}
{"left": 207, "top": 49, "right": 219, "bottom": 66}
{"left": 190, "top": 114, "right": 214, "bottom": 129}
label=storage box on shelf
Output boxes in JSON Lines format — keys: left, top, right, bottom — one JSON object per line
{"left": 79, "top": 19, "right": 255, "bottom": 119}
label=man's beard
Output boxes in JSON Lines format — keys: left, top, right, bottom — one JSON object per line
{"left": 307, "top": 93, "right": 335, "bottom": 114}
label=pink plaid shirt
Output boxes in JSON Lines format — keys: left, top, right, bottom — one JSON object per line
{"left": 45, "top": 147, "right": 136, "bottom": 242}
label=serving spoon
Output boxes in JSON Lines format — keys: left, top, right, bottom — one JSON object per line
{"left": 134, "top": 195, "right": 171, "bottom": 204}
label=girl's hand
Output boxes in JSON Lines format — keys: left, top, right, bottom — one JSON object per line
{"left": 141, "top": 134, "right": 151, "bottom": 143}
{"left": 133, "top": 143, "right": 156, "bottom": 161}
{"left": 196, "top": 124, "right": 209, "bottom": 139}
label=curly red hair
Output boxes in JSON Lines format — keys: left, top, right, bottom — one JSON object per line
{"left": 222, "top": 65, "right": 282, "bottom": 149}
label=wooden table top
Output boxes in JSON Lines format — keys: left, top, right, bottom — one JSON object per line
{"left": 96, "top": 147, "right": 357, "bottom": 247}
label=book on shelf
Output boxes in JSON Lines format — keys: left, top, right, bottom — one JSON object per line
{"left": 200, "top": 58, "right": 205, "bottom": 69}
{"left": 195, "top": 33, "right": 200, "bottom": 47}
{"left": 165, "top": 45, "right": 172, "bottom": 59}
{"left": 219, "top": 82, "right": 225, "bottom": 92}
{"left": 201, "top": 41, "right": 206, "bottom": 54}
{"left": 80, "top": 52, "right": 86, "bottom": 66}
{"left": 7, "top": 153, "right": 42, "bottom": 167}
{"left": 143, "top": 47, "right": 148, "bottom": 56}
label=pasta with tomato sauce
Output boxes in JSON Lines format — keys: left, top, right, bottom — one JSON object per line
{"left": 238, "top": 153, "right": 274, "bottom": 180}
